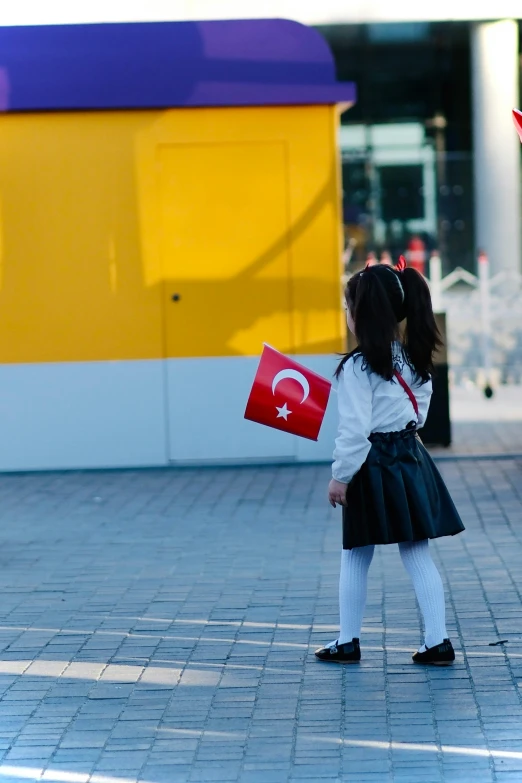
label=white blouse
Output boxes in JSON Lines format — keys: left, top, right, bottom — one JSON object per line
{"left": 332, "top": 343, "right": 432, "bottom": 484}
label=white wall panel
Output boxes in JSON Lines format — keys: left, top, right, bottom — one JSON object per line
{"left": 166, "top": 355, "right": 338, "bottom": 464}
{"left": 166, "top": 356, "right": 295, "bottom": 463}
{"left": 0, "top": 355, "right": 338, "bottom": 471}
{"left": 0, "top": 360, "right": 167, "bottom": 471}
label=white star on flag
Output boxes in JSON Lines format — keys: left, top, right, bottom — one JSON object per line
{"left": 276, "top": 403, "right": 292, "bottom": 421}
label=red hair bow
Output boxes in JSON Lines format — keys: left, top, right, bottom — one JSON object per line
{"left": 396, "top": 255, "right": 407, "bottom": 272}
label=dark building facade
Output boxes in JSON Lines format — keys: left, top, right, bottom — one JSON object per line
{"left": 319, "top": 21, "right": 522, "bottom": 274}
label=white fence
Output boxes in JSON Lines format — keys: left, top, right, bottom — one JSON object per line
{"left": 430, "top": 253, "right": 522, "bottom": 388}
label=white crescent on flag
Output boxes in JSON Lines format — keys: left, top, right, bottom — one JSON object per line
{"left": 271, "top": 369, "right": 310, "bottom": 404}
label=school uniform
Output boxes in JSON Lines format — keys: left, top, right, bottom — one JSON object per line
{"left": 332, "top": 342, "right": 465, "bottom": 550}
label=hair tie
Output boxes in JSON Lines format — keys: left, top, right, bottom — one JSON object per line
{"left": 382, "top": 265, "right": 405, "bottom": 303}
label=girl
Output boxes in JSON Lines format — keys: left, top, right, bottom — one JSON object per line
{"left": 315, "top": 261, "right": 465, "bottom": 666}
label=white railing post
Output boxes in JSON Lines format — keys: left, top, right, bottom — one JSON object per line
{"left": 478, "top": 250, "right": 493, "bottom": 396}
{"left": 429, "top": 250, "right": 443, "bottom": 312}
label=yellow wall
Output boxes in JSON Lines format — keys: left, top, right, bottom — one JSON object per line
{"left": 0, "top": 105, "right": 344, "bottom": 363}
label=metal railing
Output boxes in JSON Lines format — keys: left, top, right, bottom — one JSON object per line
{"left": 429, "top": 251, "right": 522, "bottom": 391}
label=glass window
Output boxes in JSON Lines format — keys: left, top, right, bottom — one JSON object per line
{"left": 319, "top": 22, "right": 475, "bottom": 272}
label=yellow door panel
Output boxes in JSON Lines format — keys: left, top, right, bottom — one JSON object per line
{"left": 0, "top": 105, "right": 344, "bottom": 364}
{"left": 158, "top": 142, "right": 293, "bottom": 358}
{"left": 0, "top": 112, "right": 163, "bottom": 363}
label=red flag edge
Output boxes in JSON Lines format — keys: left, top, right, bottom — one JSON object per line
{"left": 513, "top": 108, "right": 522, "bottom": 143}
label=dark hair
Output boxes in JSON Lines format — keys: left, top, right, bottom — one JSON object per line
{"left": 335, "top": 264, "right": 442, "bottom": 381}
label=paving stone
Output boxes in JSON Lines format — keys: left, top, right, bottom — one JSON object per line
{"left": 0, "top": 458, "right": 519, "bottom": 781}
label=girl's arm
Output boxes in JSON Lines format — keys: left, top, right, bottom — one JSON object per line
{"left": 332, "top": 357, "right": 373, "bottom": 485}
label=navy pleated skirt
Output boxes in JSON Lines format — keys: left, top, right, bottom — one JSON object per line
{"left": 342, "top": 427, "right": 465, "bottom": 549}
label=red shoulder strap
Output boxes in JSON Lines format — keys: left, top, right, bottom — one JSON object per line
{"left": 393, "top": 369, "right": 419, "bottom": 418}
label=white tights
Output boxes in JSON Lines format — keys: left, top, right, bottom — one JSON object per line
{"left": 336, "top": 540, "right": 448, "bottom": 649}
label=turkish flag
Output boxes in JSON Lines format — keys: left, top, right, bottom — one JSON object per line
{"left": 244, "top": 345, "right": 332, "bottom": 441}
{"left": 513, "top": 109, "right": 522, "bottom": 143}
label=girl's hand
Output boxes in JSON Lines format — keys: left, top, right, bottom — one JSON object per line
{"left": 328, "top": 478, "right": 348, "bottom": 508}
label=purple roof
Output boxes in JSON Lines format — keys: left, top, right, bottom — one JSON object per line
{"left": 0, "top": 19, "right": 356, "bottom": 112}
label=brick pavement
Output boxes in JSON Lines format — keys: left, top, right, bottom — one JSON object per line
{"left": 429, "top": 385, "right": 522, "bottom": 457}
{"left": 0, "top": 460, "right": 519, "bottom": 782}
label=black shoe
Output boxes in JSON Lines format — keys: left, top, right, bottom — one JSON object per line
{"left": 315, "top": 638, "right": 361, "bottom": 664}
{"left": 412, "top": 638, "right": 455, "bottom": 666}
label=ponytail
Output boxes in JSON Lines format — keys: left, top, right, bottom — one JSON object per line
{"left": 401, "top": 267, "right": 442, "bottom": 382}
{"left": 335, "top": 264, "right": 442, "bottom": 382}
{"left": 335, "top": 268, "right": 400, "bottom": 380}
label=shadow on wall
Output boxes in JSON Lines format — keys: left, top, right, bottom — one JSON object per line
{"left": 0, "top": 112, "right": 344, "bottom": 363}
{"left": 159, "top": 158, "right": 342, "bottom": 358}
